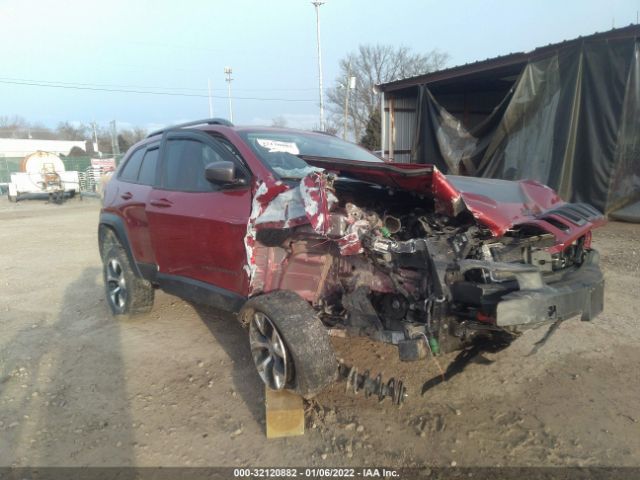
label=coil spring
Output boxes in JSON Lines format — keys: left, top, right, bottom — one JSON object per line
{"left": 338, "top": 362, "right": 407, "bottom": 406}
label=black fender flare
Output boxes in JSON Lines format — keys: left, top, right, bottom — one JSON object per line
{"left": 98, "top": 212, "right": 143, "bottom": 278}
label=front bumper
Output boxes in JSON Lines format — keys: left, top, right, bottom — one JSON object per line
{"left": 455, "top": 250, "right": 604, "bottom": 328}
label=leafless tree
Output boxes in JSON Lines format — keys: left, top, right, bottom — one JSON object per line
{"left": 0, "top": 117, "right": 150, "bottom": 155}
{"left": 327, "top": 44, "right": 449, "bottom": 144}
{"left": 56, "top": 121, "right": 90, "bottom": 141}
{"left": 117, "top": 126, "right": 148, "bottom": 153}
{"left": 310, "top": 120, "right": 339, "bottom": 136}
{"left": 0, "top": 115, "right": 28, "bottom": 135}
{"left": 0, "top": 115, "right": 56, "bottom": 139}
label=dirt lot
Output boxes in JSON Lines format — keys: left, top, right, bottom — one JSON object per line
{"left": 1, "top": 197, "right": 639, "bottom": 468}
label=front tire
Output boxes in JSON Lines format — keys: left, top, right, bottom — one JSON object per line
{"left": 240, "top": 291, "right": 337, "bottom": 398}
{"left": 102, "top": 245, "right": 154, "bottom": 316}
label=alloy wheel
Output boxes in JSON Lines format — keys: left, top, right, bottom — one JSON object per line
{"left": 106, "top": 258, "right": 127, "bottom": 310}
{"left": 249, "top": 312, "right": 289, "bottom": 390}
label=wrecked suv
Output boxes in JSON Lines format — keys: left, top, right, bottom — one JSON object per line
{"left": 99, "top": 118, "right": 605, "bottom": 398}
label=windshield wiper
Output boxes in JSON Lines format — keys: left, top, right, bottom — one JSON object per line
{"left": 278, "top": 176, "right": 304, "bottom": 181}
{"left": 298, "top": 154, "right": 351, "bottom": 162}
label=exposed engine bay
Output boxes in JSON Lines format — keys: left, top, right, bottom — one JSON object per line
{"left": 246, "top": 164, "right": 606, "bottom": 363}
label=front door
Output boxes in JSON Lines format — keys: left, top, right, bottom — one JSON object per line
{"left": 146, "top": 131, "right": 252, "bottom": 296}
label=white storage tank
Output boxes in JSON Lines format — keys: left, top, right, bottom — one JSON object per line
{"left": 7, "top": 150, "right": 79, "bottom": 202}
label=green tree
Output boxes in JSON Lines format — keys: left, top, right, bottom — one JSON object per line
{"left": 360, "top": 109, "right": 381, "bottom": 151}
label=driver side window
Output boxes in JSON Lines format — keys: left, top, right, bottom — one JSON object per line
{"left": 161, "top": 138, "right": 235, "bottom": 192}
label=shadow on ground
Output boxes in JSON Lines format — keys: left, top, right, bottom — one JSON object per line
{"left": 191, "top": 304, "right": 265, "bottom": 427}
{"left": 0, "top": 267, "right": 135, "bottom": 467}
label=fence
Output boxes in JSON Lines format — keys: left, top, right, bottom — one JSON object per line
{"left": 0, "top": 155, "right": 124, "bottom": 184}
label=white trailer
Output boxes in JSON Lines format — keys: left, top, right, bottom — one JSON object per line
{"left": 7, "top": 151, "right": 79, "bottom": 202}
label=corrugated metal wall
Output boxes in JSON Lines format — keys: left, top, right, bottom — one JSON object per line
{"left": 382, "top": 94, "right": 418, "bottom": 163}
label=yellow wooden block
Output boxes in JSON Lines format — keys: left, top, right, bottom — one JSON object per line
{"left": 265, "top": 387, "right": 305, "bottom": 438}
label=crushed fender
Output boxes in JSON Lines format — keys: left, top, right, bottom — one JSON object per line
{"left": 241, "top": 157, "right": 605, "bottom": 386}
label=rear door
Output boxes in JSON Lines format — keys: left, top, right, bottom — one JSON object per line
{"left": 146, "top": 131, "right": 252, "bottom": 295}
{"left": 115, "top": 143, "right": 159, "bottom": 265}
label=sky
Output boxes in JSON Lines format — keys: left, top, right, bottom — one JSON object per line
{"left": 1, "top": 0, "right": 639, "bottom": 133}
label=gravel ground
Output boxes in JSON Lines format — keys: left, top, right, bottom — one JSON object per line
{"left": 0, "top": 197, "right": 639, "bottom": 467}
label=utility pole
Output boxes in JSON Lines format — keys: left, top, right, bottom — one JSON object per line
{"left": 110, "top": 120, "right": 120, "bottom": 156}
{"left": 312, "top": 1, "right": 326, "bottom": 131}
{"left": 343, "top": 64, "right": 356, "bottom": 140}
{"left": 208, "top": 78, "right": 214, "bottom": 117}
{"left": 224, "top": 67, "right": 234, "bottom": 123}
{"left": 91, "top": 121, "right": 101, "bottom": 157}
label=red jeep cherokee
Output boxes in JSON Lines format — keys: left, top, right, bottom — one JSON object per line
{"left": 99, "top": 118, "right": 605, "bottom": 399}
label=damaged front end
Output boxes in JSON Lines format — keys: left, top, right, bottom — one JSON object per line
{"left": 245, "top": 160, "right": 606, "bottom": 365}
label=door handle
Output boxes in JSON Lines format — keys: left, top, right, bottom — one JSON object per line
{"left": 150, "top": 198, "right": 173, "bottom": 208}
{"left": 120, "top": 192, "right": 132, "bottom": 200}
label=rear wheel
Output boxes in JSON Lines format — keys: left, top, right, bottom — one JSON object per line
{"left": 7, "top": 193, "right": 17, "bottom": 203}
{"left": 102, "top": 245, "right": 154, "bottom": 316}
{"left": 241, "top": 291, "right": 337, "bottom": 398}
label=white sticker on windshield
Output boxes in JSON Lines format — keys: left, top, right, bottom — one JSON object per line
{"left": 256, "top": 138, "right": 300, "bottom": 155}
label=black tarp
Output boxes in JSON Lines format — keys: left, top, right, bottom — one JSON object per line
{"left": 413, "top": 37, "right": 640, "bottom": 219}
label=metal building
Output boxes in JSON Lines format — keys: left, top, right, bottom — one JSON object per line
{"left": 376, "top": 24, "right": 640, "bottom": 218}
{"left": 377, "top": 24, "right": 640, "bottom": 164}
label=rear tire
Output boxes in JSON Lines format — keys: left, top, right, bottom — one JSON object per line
{"left": 8, "top": 194, "right": 17, "bottom": 203}
{"left": 240, "top": 290, "right": 337, "bottom": 398}
{"left": 102, "top": 245, "right": 154, "bottom": 316}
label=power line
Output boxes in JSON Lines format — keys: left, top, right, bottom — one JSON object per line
{"left": 0, "top": 76, "right": 322, "bottom": 93}
{"left": 0, "top": 76, "right": 209, "bottom": 92}
{"left": 0, "top": 78, "right": 316, "bottom": 102}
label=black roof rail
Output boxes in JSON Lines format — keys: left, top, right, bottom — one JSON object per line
{"left": 147, "top": 118, "right": 234, "bottom": 138}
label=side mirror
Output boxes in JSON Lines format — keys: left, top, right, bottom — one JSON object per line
{"left": 204, "top": 161, "right": 246, "bottom": 186}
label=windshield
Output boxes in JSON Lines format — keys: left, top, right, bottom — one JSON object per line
{"left": 238, "top": 129, "right": 383, "bottom": 179}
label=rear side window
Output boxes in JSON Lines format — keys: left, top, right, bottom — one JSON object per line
{"left": 138, "top": 148, "right": 159, "bottom": 186}
{"left": 119, "top": 148, "right": 144, "bottom": 182}
{"left": 162, "top": 139, "right": 234, "bottom": 192}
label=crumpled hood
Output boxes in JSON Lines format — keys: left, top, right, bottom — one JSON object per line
{"left": 445, "top": 175, "right": 564, "bottom": 235}
{"left": 303, "top": 158, "right": 605, "bottom": 246}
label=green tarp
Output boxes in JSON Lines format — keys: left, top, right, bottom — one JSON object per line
{"left": 413, "top": 37, "right": 640, "bottom": 219}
